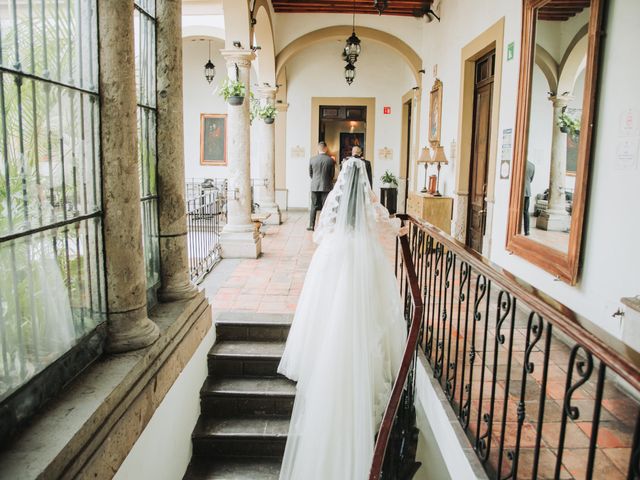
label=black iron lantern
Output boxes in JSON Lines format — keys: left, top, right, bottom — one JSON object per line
{"left": 373, "top": 0, "right": 388, "bottom": 15}
{"left": 204, "top": 41, "right": 216, "bottom": 84}
{"left": 344, "top": 62, "right": 356, "bottom": 85}
{"left": 344, "top": 0, "right": 361, "bottom": 65}
{"left": 344, "top": 31, "right": 361, "bottom": 65}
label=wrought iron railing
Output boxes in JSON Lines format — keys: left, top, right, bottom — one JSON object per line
{"left": 186, "top": 191, "right": 224, "bottom": 284}
{"left": 372, "top": 214, "right": 640, "bottom": 480}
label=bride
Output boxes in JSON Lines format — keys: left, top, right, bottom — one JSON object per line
{"left": 277, "top": 148, "right": 408, "bottom": 480}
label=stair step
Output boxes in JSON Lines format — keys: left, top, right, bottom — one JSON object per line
{"left": 192, "top": 416, "right": 289, "bottom": 458}
{"left": 215, "top": 312, "right": 293, "bottom": 342}
{"left": 208, "top": 341, "right": 285, "bottom": 377}
{"left": 183, "top": 456, "right": 281, "bottom": 480}
{"left": 201, "top": 376, "right": 296, "bottom": 416}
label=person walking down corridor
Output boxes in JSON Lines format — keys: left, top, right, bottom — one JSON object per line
{"left": 308, "top": 141, "right": 335, "bottom": 231}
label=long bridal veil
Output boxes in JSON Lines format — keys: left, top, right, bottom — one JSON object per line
{"left": 278, "top": 157, "right": 407, "bottom": 480}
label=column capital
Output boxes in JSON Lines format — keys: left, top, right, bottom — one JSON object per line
{"left": 220, "top": 49, "right": 255, "bottom": 68}
{"left": 255, "top": 85, "right": 278, "bottom": 100}
{"left": 548, "top": 94, "right": 572, "bottom": 107}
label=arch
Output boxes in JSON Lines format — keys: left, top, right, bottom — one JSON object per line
{"left": 275, "top": 26, "right": 423, "bottom": 85}
{"left": 534, "top": 45, "right": 559, "bottom": 93}
{"left": 252, "top": 1, "right": 276, "bottom": 86}
{"left": 182, "top": 25, "right": 226, "bottom": 41}
{"left": 222, "top": 0, "right": 251, "bottom": 49}
{"left": 557, "top": 26, "right": 589, "bottom": 95}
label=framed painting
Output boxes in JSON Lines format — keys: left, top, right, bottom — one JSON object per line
{"left": 339, "top": 132, "right": 365, "bottom": 162}
{"left": 200, "top": 113, "right": 227, "bottom": 166}
{"left": 429, "top": 78, "right": 443, "bottom": 146}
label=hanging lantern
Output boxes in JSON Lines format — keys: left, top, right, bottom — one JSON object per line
{"left": 344, "top": 62, "right": 356, "bottom": 85}
{"left": 204, "top": 40, "right": 216, "bottom": 84}
{"left": 344, "top": 31, "right": 361, "bottom": 65}
{"left": 373, "top": 0, "right": 388, "bottom": 15}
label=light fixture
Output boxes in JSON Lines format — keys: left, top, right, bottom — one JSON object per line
{"left": 344, "top": 62, "right": 356, "bottom": 85}
{"left": 344, "top": 0, "right": 361, "bottom": 65}
{"left": 373, "top": 0, "right": 388, "bottom": 15}
{"left": 417, "top": 147, "right": 432, "bottom": 193}
{"left": 204, "top": 40, "right": 215, "bottom": 84}
{"left": 429, "top": 145, "right": 448, "bottom": 197}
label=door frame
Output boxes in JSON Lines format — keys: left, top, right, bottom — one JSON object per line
{"left": 453, "top": 18, "right": 505, "bottom": 257}
{"left": 310, "top": 97, "right": 376, "bottom": 167}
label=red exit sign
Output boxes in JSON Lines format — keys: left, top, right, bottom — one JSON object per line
{"left": 383, "top": 106, "right": 391, "bottom": 115}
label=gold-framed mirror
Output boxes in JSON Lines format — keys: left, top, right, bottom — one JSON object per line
{"left": 506, "top": 0, "right": 604, "bottom": 285}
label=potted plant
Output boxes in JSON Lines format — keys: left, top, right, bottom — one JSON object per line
{"left": 557, "top": 112, "right": 580, "bottom": 137}
{"left": 380, "top": 170, "right": 399, "bottom": 189}
{"left": 258, "top": 104, "right": 277, "bottom": 124}
{"left": 218, "top": 78, "right": 246, "bottom": 106}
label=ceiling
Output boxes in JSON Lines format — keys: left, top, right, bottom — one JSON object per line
{"left": 538, "top": 0, "right": 590, "bottom": 22}
{"left": 271, "top": 0, "right": 433, "bottom": 17}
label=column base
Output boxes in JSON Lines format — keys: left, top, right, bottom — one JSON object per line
{"left": 258, "top": 203, "right": 282, "bottom": 225}
{"left": 158, "top": 281, "right": 199, "bottom": 303}
{"left": 106, "top": 306, "right": 160, "bottom": 353}
{"left": 220, "top": 225, "right": 262, "bottom": 258}
{"left": 536, "top": 208, "right": 570, "bottom": 232}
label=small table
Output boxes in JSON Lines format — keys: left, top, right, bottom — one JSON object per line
{"left": 380, "top": 187, "right": 398, "bottom": 215}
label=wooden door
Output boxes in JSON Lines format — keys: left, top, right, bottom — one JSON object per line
{"left": 466, "top": 51, "right": 495, "bottom": 254}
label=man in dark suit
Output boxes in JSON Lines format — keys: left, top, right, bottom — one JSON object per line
{"left": 523, "top": 160, "right": 535, "bottom": 235}
{"left": 308, "top": 142, "right": 335, "bottom": 231}
{"left": 341, "top": 146, "right": 372, "bottom": 187}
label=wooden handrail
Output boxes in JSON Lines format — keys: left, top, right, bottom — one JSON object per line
{"left": 369, "top": 232, "right": 424, "bottom": 480}
{"left": 397, "top": 214, "right": 640, "bottom": 392}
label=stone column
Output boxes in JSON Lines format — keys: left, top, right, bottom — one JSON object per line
{"left": 155, "top": 0, "right": 198, "bottom": 302}
{"left": 255, "top": 86, "right": 281, "bottom": 225}
{"left": 537, "top": 95, "right": 571, "bottom": 232}
{"left": 219, "top": 50, "right": 262, "bottom": 258}
{"left": 98, "top": 0, "right": 159, "bottom": 352}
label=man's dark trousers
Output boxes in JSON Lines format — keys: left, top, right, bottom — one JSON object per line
{"left": 310, "top": 191, "right": 328, "bottom": 229}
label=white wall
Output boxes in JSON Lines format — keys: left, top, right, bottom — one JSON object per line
{"left": 283, "top": 40, "right": 414, "bottom": 208}
{"left": 417, "top": 0, "right": 640, "bottom": 340}
{"left": 114, "top": 321, "right": 215, "bottom": 480}
{"left": 182, "top": 37, "right": 259, "bottom": 182}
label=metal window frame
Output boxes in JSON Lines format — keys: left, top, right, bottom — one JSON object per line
{"left": 0, "top": 0, "right": 107, "bottom": 446}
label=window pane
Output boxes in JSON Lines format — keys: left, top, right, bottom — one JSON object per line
{"left": 134, "top": 1, "right": 158, "bottom": 294}
{"left": 0, "top": 0, "right": 105, "bottom": 402}
{"left": 0, "top": 217, "right": 105, "bottom": 401}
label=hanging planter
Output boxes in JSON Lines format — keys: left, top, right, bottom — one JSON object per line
{"left": 259, "top": 104, "right": 277, "bottom": 124}
{"left": 557, "top": 112, "right": 580, "bottom": 137}
{"left": 218, "top": 78, "right": 246, "bottom": 106}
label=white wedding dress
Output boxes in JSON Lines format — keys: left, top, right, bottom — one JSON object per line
{"left": 277, "top": 157, "right": 407, "bottom": 480}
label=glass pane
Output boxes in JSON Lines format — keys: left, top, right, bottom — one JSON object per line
{"left": 0, "top": 218, "right": 106, "bottom": 402}
{"left": 0, "top": 0, "right": 104, "bottom": 401}
{"left": 133, "top": 1, "right": 158, "bottom": 292}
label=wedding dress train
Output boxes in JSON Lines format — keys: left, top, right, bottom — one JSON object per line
{"left": 277, "top": 157, "right": 407, "bottom": 480}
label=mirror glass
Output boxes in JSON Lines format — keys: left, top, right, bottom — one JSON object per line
{"left": 521, "top": 0, "right": 590, "bottom": 253}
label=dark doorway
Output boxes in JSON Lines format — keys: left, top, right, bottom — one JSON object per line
{"left": 402, "top": 99, "right": 412, "bottom": 212}
{"left": 318, "top": 105, "right": 367, "bottom": 164}
{"left": 466, "top": 50, "right": 495, "bottom": 254}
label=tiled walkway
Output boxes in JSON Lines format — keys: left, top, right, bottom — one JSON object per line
{"left": 211, "top": 212, "right": 315, "bottom": 315}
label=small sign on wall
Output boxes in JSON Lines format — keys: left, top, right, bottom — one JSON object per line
{"left": 507, "top": 42, "right": 515, "bottom": 61}
{"left": 383, "top": 106, "right": 391, "bottom": 115}
{"left": 500, "top": 128, "right": 513, "bottom": 179}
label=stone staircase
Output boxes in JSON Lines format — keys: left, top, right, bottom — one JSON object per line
{"left": 183, "top": 312, "right": 295, "bottom": 480}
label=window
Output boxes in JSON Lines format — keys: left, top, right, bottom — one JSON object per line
{"left": 134, "top": 0, "right": 160, "bottom": 305}
{"left": 0, "top": 0, "right": 105, "bottom": 408}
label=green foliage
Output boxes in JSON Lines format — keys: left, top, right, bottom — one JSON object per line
{"left": 380, "top": 170, "right": 399, "bottom": 187}
{"left": 258, "top": 104, "right": 277, "bottom": 121}
{"left": 217, "top": 78, "right": 246, "bottom": 101}
{"left": 557, "top": 112, "right": 580, "bottom": 137}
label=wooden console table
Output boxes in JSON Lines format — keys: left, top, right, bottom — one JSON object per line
{"left": 406, "top": 192, "right": 453, "bottom": 234}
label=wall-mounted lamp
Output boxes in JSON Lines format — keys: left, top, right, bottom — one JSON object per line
{"left": 417, "top": 147, "right": 432, "bottom": 193}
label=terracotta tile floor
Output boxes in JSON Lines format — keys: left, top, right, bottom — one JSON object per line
{"left": 211, "top": 212, "right": 315, "bottom": 315}
{"left": 208, "top": 211, "right": 639, "bottom": 479}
